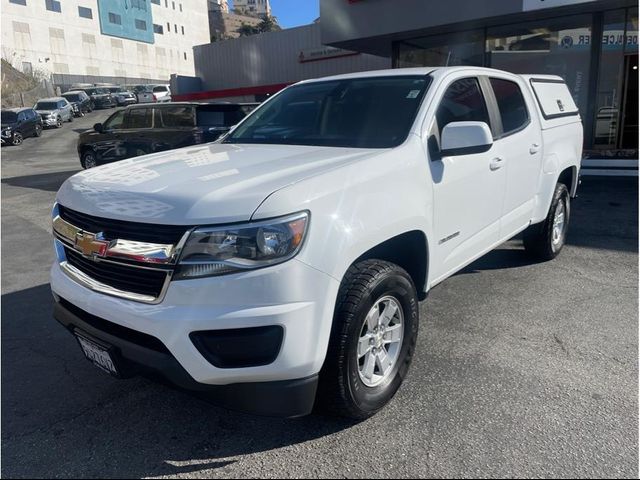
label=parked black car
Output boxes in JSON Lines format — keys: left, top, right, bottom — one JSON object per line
{"left": 1, "top": 108, "right": 43, "bottom": 146}
{"left": 81, "top": 87, "right": 117, "bottom": 109}
{"left": 78, "top": 102, "right": 258, "bottom": 168}
{"left": 61, "top": 90, "right": 93, "bottom": 114}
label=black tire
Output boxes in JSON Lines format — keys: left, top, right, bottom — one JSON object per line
{"left": 316, "top": 259, "right": 419, "bottom": 419}
{"left": 68, "top": 115, "right": 73, "bottom": 123}
{"left": 34, "top": 124, "right": 42, "bottom": 137}
{"left": 56, "top": 117, "right": 62, "bottom": 128}
{"left": 81, "top": 150, "right": 98, "bottom": 169}
{"left": 523, "top": 183, "right": 570, "bottom": 261}
{"left": 11, "top": 132, "right": 23, "bottom": 146}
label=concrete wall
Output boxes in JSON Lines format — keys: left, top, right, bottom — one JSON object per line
{"left": 193, "top": 23, "right": 390, "bottom": 92}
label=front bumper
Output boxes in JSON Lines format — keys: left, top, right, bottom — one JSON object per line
{"left": 50, "top": 258, "right": 340, "bottom": 413}
{"left": 117, "top": 97, "right": 137, "bottom": 105}
{"left": 1, "top": 130, "right": 12, "bottom": 143}
{"left": 42, "top": 117, "right": 59, "bottom": 126}
{"left": 53, "top": 298, "right": 319, "bottom": 417}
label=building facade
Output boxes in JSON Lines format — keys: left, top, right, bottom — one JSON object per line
{"left": 233, "top": 0, "right": 270, "bottom": 17}
{"left": 2, "top": 0, "right": 210, "bottom": 87}
{"left": 209, "top": 8, "right": 263, "bottom": 41}
{"left": 321, "top": 0, "right": 638, "bottom": 175}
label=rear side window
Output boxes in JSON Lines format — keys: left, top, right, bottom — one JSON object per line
{"left": 157, "top": 106, "right": 194, "bottom": 127}
{"left": 196, "top": 105, "right": 249, "bottom": 127}
{"left": 436, "top": 78, "right": 491, "bottom": 133}
{"left": 125, "top": 108, "right": 152, "bottom": 129}
{"left": 490, "top": 78, "right": 529, "bottom": 135}
{"left": 153, "top": 86, "right": 168, "bottom": 93}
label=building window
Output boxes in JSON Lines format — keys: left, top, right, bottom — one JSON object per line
{"left": 78, "top": 6, "right": 92, "bottom": 19}
{"left": 167, "top": 22, "right": 170, "bottom": 32}
{"left": 151, "top": 0, "right": 160, "bottom": 3}
{"left": 183, "top": 51, "right": 187, "bottom": 60}
{"left": 174, "top": 24, "right": 177, "bottom": 33}
{"left": 181, "top": 25, "right": 184, "bottom": 35}
{"left": 135, "top": 19, "right": 147, "bottom": 30}
{"left": 131, "top": 0, "right": 147, "bottom": 11}
{"left": 45, "top": 0, "right": 61, "bottom": 13}
{"left": 179, "top": 3, "right": 182, "bottom": 11}
{"left": 108, "top": 12, "right": 122, "bottom": 25}
{"left": 153, "top": 23, "right": 163, "bottom": 34}
{"left": 396, "top": 29, "right": 484, "bottom": 67}
{"left": 9, "top": 0, "right": 27, "bottom": 6}
{"left": 165, "top": 0, "right": 167, "bottom": 7}
{"left": 172, "top": 1, "right": 175, "bottom": 9}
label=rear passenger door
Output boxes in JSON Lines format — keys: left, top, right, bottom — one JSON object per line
{"left": 485, "top": 76, "right": 542, "bottom": 236}
{"left": 153, "top": 106, "right": 197, "bottom": 150}
{"left": 121, "top": 107, "right": 155, "bottom": 157}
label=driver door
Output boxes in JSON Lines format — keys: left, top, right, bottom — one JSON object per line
{"left": 92, "top": 110, "right": 128, "bottom": 164}
{"left": 428, "top": 76, "right": 507, "bottom": 282}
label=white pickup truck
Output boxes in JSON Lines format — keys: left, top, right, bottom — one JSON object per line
{"left": 51, "top": 67, "right": 582, "bottom": 419}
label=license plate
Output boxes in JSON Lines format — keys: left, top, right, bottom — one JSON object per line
{"left": 75, "top": 332, "right": 119, "bottom": 376}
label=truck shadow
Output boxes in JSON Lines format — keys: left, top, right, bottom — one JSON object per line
{"left": 1, "top": 284, "right": 355, "bottom": 478}
{"left": 1, "top": 170, "right": 79, "bottom": 192}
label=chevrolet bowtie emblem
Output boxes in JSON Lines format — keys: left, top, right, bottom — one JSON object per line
{"left": 74, "top": 231, "right": 109, "bottom": 257}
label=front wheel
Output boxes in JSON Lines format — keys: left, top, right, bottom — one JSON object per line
{"left": 34, "top": 124, "right": 42, "bottom": 137}
{"left": 11, "top": 132, "right": 23, "bottom": 146}
{"left": 523, "top": 183, "right": 570, "bottom": 261}
{"left": 316, "top": 259, "right": 419, "bottom": 419}
{"left": 55, "top": 117, "right": 62, "bottom": 128}
{"left": 81, "top": 150, "right": 98, "bottom": 169}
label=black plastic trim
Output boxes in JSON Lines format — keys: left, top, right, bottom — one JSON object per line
{"left": 440, "top": 143, "right": 492, "bottom": 157}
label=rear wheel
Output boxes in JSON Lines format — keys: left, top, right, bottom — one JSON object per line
{"left": 81, "top": 150, "right": 97, "bottom": 169}
{"left": 316, "top": 259, "right": 419, "bottom": 419}
{"left": 523, "top": 183, "right": 570, "bottom": 261}
{"left": 11, "top": 132, "right": 23, "bottom": 146}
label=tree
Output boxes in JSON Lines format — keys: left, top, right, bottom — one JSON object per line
{"left": 258, "top": 15, "right": 280, "bottom": 33}
{"left": 237, "top": 23, "right": 260, "bottom": 37}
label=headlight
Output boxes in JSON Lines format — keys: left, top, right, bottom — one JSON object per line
{"left": 174, "top": 211, "right": 309, "bottom": 279}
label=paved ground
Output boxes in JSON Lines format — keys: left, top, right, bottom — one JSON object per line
{"left": 1, "top": 112, "right": 638, "bottom": 478}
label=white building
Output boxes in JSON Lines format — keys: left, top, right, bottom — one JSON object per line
{"left": 2, "top": 0, "right": 210, "bottom": 86}
{"left": 233, "top": 0, "right": 270, "bottom": 17}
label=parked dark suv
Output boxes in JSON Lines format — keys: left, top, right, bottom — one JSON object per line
{"left": 82, "top": 87, "right": 116, "bottom": 109}
{"left": 1, "top": 108, "right": 43, "bottom": 146}
{"left": 61, "top": 91, "right": 93, "bottom": 114}
{"left": 77, "top": 102, "right": 258, "bottom": 168}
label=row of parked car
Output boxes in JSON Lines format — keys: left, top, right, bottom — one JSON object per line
{"left": 1, "top": 83, "right": 172, "bottom": 146}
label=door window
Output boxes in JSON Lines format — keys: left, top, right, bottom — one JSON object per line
{"left": 124, "top": 108, "right": 152, "bottom": 129}
{"left": 436, "top": 77, "right": 491, "bottom": 134}
{"left": 157, "top": 106, "right": 194, "bottom": 127}
{"left": 489, "top": 78, "right": 530, "bottom": 136}
{"left": 103, "top": 110, "right": 126, "bottom": 130}
{"left": 17, "top": 112, "right": 26, "bottom": 122}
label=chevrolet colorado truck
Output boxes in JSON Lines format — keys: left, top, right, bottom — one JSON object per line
{"left": 51, "top": 67, "right": 583, "bottom": 419}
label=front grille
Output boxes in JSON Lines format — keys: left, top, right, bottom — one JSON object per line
{"left": 58, "top": 205, "right": 189, "bottom": 244}
{"left": 65, "top": 246, "right": 169, "bottom": 298}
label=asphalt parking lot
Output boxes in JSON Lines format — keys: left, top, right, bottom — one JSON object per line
{"left": 1, "top": 111, "right": 638, "bottom": 478}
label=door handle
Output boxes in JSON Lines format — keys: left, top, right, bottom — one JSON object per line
{"left": 489, "top": 157, "right": 504, "bottom": 171}
{"left": 530, "top": 143, "right": 540, "bottom": 154}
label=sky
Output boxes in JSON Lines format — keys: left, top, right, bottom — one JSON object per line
{"left": 230, "top": 0, "right": 319, "bottom": 28}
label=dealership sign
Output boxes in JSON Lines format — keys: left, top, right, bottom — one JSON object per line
{"left": 523, "top": 0, "right": 597, "bottom": 11}
{"left": 298, "top": 46, "right": 359, "bottom": 63}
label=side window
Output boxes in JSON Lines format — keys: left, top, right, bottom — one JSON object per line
{"left": 18, "top": 112, "right": 26, "bottom": 122}
{"left": 153, "top": 86, "right": 167, "bottom": 93}
{"left": 489, "top": 78, "right": 530, "bottom": 136}
{"left": 160, "top": 106, "right": 194, "bottom": 128}
{"left": 103, "top": 110, "right": 126, "bottom": 130}
{"left": 436, "top": 77, "right": 491, "bottom": 134}
{"left": 124, "top": 108, "right": 152, "bottom": 129}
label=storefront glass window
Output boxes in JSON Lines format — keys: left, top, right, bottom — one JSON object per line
{"left": 486, "top": 15, "right": 593, "bottom": 121}
{"left": 396, "top": 30, "right": 484, "bottom": 68}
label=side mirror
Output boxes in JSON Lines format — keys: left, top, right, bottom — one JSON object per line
{"left": 94, "top": 123, "right": 103, "bottom": 133}
{"left": 440, "top": 121, "right": 493, "bottom": 157}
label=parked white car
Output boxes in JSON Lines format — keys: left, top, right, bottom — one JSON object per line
{"left": 134, "top": 84, "right": 171, "bottom": 103}
{"left": 34, "top": 97, "right": 74, "bottom": 128}
{"left": 50, "top": 67, "right": 582, "bottom": 418}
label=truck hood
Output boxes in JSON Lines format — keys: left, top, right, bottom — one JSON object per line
{"left": 56, "top": 143, "right": 382, "bottom": 225}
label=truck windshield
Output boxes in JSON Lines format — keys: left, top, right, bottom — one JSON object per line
{"left": 224, "top": 76, "right": 430, "bottom": 148}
